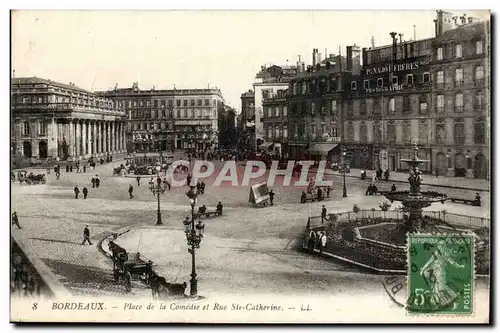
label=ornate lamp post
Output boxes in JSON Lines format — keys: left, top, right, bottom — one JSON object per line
{"left": 150, "top": 165, "right": 165, "bottom": 225}
{"left": 184, "top": 188, "right": 205, "bottom": 297}
{"left": 342, "top": 148, "right": 348, "bottom": 198}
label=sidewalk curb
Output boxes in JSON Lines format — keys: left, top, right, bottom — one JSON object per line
{"left": 97, "top": 226, "right": 134, "bottom": 260}
{"left": 325, "top": 172, "right": 489, "bottom": 192}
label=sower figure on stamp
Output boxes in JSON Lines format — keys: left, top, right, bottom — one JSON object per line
{"left": 12, "top": 211, "right": 21, "bottom": 229}
{"left": 419, "top": 239, "right": 465, "bottom": 307}
{"left": 82, "top": 225, "right": 92, "bottom": 245}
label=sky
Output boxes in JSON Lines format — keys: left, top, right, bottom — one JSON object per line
{"left": 12, "top": 10, "right": 489, "bottom": 112}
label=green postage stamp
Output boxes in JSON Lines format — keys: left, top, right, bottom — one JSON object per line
{"left": 407, "top": 234, "right": 474, "bottom": 315}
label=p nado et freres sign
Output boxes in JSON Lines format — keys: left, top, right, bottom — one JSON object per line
{"left": 364, "top": 61, "right": 422, "bottom": 76}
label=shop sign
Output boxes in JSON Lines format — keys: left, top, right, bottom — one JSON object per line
{"left": 364, "top": 61, "right": 421, "bottom": 76}
{"left": 366, "top": 85, "right": 404, "bottom": 94}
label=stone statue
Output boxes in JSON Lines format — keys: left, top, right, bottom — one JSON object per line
{"left": 408, "top": 167, "right": 422, "bottom": 193}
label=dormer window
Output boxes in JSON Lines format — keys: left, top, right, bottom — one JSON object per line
{"left": 377, "top": 78, "right": 383, "bottom": 88}
{"left": 350, "top": 81, "right": 357, "bottom": 91}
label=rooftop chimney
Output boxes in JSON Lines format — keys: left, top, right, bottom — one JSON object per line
{"left": 312, "top": 49, "right": 318, "bottom": 66}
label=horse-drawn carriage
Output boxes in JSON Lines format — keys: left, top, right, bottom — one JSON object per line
{"left": 249, "top": 182, "right": 270, "bottom": 208}
{"left": 17, "top": 171, "right": 46, "bottom": 185}
{"left": 108, "top": 241, "right": 187, "bottom": 297}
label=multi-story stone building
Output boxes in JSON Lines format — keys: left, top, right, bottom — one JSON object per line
{"left": 287, "top": 48, "right": 354, "bottom": 160}
{"left": 253, "top": 64, "right": 297, "bottom": 149}
{"left": 262, "top": 89, "right": 288, "bottom": 157}
{"left": 96, "top": 83, "right": 224, "bottom": 152}
{"left": 430, "top": 11, "right": 490, "bottom": 179}
{"left": 343, "top": 11, "right": 490, "bottom": 179}
{"left": 11, "top": 77, "right": 127, "bottom": 163}
{"left": 240, "top": 89, "right": 255, "bottom": 149}
{"left": 346, "top": 37, "right": 433, "bottom": 172}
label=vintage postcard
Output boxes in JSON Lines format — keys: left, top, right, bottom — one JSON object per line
{"left": 10, "top": 9, "right": 491, "bottom": 324}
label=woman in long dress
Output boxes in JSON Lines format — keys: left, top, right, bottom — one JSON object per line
{"left": 419, "top": 240, "right": 465, "bottom": 307}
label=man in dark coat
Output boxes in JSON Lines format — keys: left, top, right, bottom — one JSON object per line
{"left": 216, "top": 202, "right": 223, "bottom": 215}
{"left": 82, "top": 225, "right": 92, "bottom": 245}
{"left": 321, "top": 205, "right": 327, "bottom": 224}
{"left": 12, "top": 211, "right": 21, "bottom": 229}
{"left": 91, "top": 177, "right": 96, "bottom": 188}
{"left": 83, "top": 186, "right": 89, "bottom": 199}
{"left": 136, "top": 175, "right": 141, "bottom": 186}
{"left": 187, "top": 174, "right": 192, "bottom": 187}
{"left": 74, "top": 186, "right": 80, "bottom": 199}
{"left": 95, "top": 175, "right": 100, "bottom": 188}
{"left": 391, "top": 184, "right": 397, "bottom": 192}
{"left": 200, "top": 181, "right": 206, "bottom": 195}
{"left": 128, "top": 185, "right": 134, "bottom": 199}
{"left": 268, "top": 190, "right": 275, "bottom": 206}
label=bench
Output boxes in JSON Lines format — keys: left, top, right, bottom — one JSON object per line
{"left": 301, "top": 195, "right": 325, "bottom": 203}
{"left": 194, "top": 210, "right": 222, "bottom": 218}
{"left": 450, "top": 197, "right": 481, "bottom": 206}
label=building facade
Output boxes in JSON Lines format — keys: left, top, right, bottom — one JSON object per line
{"left": 346, "top": 37, "right": 434, "bottom": 172}
{"left": 11, "top": 77, "right": 127, "bottom": 163}
{"left": 287, "top": 48, "right": 354, "bottom": 160}
{"left": 253, "top": 64, "right": 297, "bottom": 149}
{"left": 262, "top": 89, "right": 288, "bottom": 156}
{"left": 96, "top": 83, "right": 224, "bottom": 152}
{"left": 240, "top": 90, "right": 255, "bottom": 149}
{"left": 430, "top": 12, "right": 490, "bottom": 179}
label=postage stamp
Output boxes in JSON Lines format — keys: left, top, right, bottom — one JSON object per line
{"left": 407, "top": 234, "right": 474, "bottom": 315}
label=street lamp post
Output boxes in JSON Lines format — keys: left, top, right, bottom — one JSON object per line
{"left": 184, "top": 189, "right": 205, "bottom": 298}
{"left": 342, "top": 148, "right": 347, "bottom": 197}
{"left": 150, "top": 165, "right": 165, "bottom": 225}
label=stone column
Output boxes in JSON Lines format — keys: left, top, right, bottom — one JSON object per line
{"left": 82, "top": 120, "right": 87, "bottom": 157}
{"left": 68, "top": 120, "right": 75, "bottom": 159}
{"left": 92, "top": 121, "right": 97, "bottom": 156}
{"left": 106, "top": 122, "right": 111, "bottom": 153}
{"left": 75, "top": 120, "right": 81, "bottom": 157}
{"left": 111, "top": 122, "right": 115, "bottom": 152}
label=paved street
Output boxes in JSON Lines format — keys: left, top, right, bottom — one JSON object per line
{"left": 11, "top": 156, "right": 490, "bottom": 298}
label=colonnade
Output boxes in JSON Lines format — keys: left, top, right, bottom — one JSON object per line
{"left": 55, "top": 118, "right": 127, "bottom": 160}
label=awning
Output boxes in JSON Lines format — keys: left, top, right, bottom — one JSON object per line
{"left": 308, "top": 143, "right": 339, "bottom": 155}
{"left": 259, "top": 142, "right": 274, "bottom": 150}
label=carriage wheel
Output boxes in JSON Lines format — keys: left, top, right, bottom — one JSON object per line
{"left": 125, "top": 272, "right": 132, "bottom": 292}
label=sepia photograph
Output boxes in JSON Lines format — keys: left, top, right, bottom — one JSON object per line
{"left": 9, "top": 8, "right": 491, "bottom": 324}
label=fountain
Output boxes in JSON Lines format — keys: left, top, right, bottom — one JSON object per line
{"left": 383, "top": 144, "right": 448, "bottom": 241}
{"left": 302, "top": 144, "right": 490, "bottom": 274}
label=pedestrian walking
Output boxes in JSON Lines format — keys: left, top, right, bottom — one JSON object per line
{"left": 128, "top": 185, "right": 134, "bottom": 199}
{"left": 91, "top": 177, "right": 96, "bottom": 188}
{"left": 326, "top": 186, "right": 332, "bottom": 198}
{"left": 12, "top": 211, "right": 21, "bottom": 229}
{"left": 95, "top": 175, "right": 100, "bottom": 188}
{"left": 216, "top": 202, "right": 223, "bottom": 215}
{"left": 268, "top": 190, "right": 275, "bottom": 206}
{"left": 69, "top": 164, "right": 73, "bottom": 172}
{"left": 187, "top": 173, "right": 192, "bottom": 187}
{"left": 74, "top": 186, "right": 80, "bottom": 199}
{"left": 83, "top": 186, "right": 89, "bottom": 199}
{"left": 83, "top": 165, "right": 87, "bottom": 173}
{"left": 200, "top": 181, "right": 206, "bottom": 195}
{"left": 136, "top": 175, "right": 141, "bottom": 186}
{"left": 384, "top": 170, "right": 390, "bottom": 182}
{"left": 82, "top": 225, "right": 92, "bottom": 245}
{"left": 319, "top": 231, "right": 327, "bottom": 255}
{"left": 321, "top": 205, "right": 327, "bottom": 224}
{"left": 391, "top": 184, "right": 397, "bottom": 192}
{"left": 66, "top": 164, "right": 70, "bottom": 172}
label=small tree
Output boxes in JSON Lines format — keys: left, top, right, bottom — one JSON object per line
{"left": 379, "top": 201, "right": 392, "bottom": 211}
{"left": 352, "top": 204, "right": 360, "bottom": 213}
